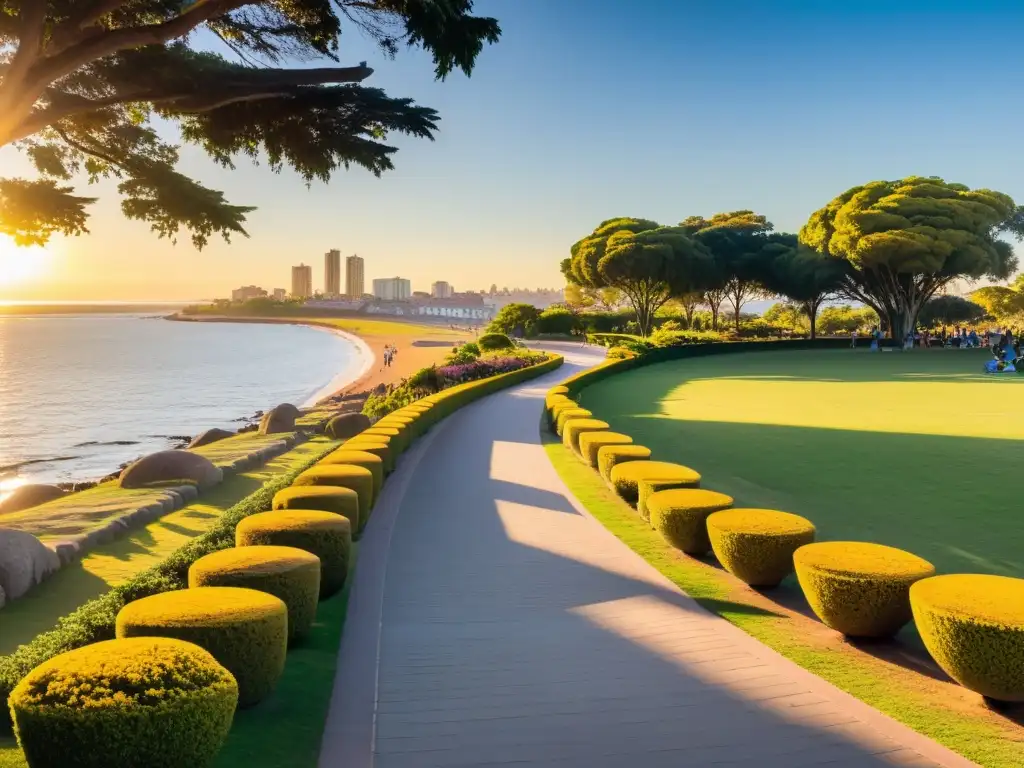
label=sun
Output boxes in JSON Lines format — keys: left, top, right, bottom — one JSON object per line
{"left": 0, "top": 237, "right": 49, "bottom": 286}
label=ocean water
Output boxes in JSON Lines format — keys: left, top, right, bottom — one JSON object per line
{"left": 0, "top": 314, "right": 368, "bottom": 494}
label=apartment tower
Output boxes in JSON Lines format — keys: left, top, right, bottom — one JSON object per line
{"left": 345, "top": 254, "right": 365, "bottom": 298}
{"left": 291, "top": 263, "right": 313, "bottom": 299}
{"left": 324, "top": 249, "right": 341, "bottom": 296}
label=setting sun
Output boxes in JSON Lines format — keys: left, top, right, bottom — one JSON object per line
{"left": 0, "top": 237, "right": 49, "bottom": 286}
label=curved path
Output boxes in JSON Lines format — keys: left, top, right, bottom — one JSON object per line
{"left": 319, "top": 343, "right": 973, "bottom": 768}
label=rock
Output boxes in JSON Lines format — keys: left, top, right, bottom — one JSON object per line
{"left": 0, "top": 484, "right": 66, "bottom": 514}
{"left": 119, "top": 450, "right": 222, "bottom": 490}
{"left": 50, "top": 540, "right": 81, "bottom": 566}
{"left": 187, "top": 428, "right": 235, "bottom": 448}
{"left": 326, "top": 413, "right": 371, "bottom": 440}
{"left": 173, "top": 484, "right": 200, "bottom": 504}
{"left": 0, "top": 528, "right": 61, "bottom": 601}
{"left": 373, "top": 383, "right": 387, "bottom": 395}
{"left": 258, "top": 403, "right": 299, "bottom": 435}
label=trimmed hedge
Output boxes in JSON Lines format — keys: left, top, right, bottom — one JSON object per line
{"left": 237, "top": 510, "right": 352, "bottom": 598}
{"left": 545, "top": 394, "right": 574, "bottom": 429}
{"left": 609, "top": 460, "right": 700, "bottom": 508}
{"left": 636, "top": 470, "right": 701, "bottom": 522}
{"left": 647, "top": 489, "right": 734, "bottom": 555}
{"left": 794, "top": 541, "right": 935, "bottom": 638}
{"left": 319, "top": 449, "right": 384, "bottom": 497}
{"left": 116, "top": 586, "right": 287, "bottom": 706}
{"left": 555, "top": 408, "right": 592, "bottom": 437}
{"left": 911, "top": 574, "right": 1024, "bottom": 701}
{"left": 272, "top": 484, "right": 361, "bottom": 532}
{"left": 0, "top": 442, "right": 338, "bottom": 734}
{"left": 361, "top": 425, "right": 406, "bottom": 453}
{"left": 478, "top": 332, "right": 514, "bottom": 351}
{"left": 9, "top": 637, "right": 237, "bottom": 768}
{"left": 293, "top": 464, "right": 375, "bottom": 529}
{"left": 562, "top": 418, "right": 610, "bottom": 454}
{"left": 325, "top": 412, "right": 371, "bottom": 440}
{"left": 341, "top": 438, "right": 392, "bottom": 473}
{"left": 707, "top": 509, "right": 816, "bottom": 587}
{"left": 597, "top": 444, "right": 651, "bottom": 482}
{"left": 188, "top": 546, "right": 321, "bottom": 643}
{"left": 577, "top": 431, "right": 632, "bottom": 468}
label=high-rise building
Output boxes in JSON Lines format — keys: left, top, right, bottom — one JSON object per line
{"left": 372, "top": 277, "right": 412, "bottom": 301}
{"left": 291, "top": 263, "right": 313, "bottom": 299}
{"left": 345, "top": 254, "right": 365, "bottom": 298}
{"left": 324, "top": 249, "right": 341, "bottom": 296}
{"left": 431, "top": 280, "right": 454, "bottom": 299}
{"left": 272, "top": 288, "right": 287, "bottom": 301}
{"left": 231, "top": 285, "right": 267, "bottom": 302}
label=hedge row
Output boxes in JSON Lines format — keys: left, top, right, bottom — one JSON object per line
{"left": 3, "top": 352, "right": 565, "bottom": 765}
{"left": 551, "top": 348, "right": 1024, "bottom": 703}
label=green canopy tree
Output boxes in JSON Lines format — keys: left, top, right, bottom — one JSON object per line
{"left": 0, "top": 1, "right": 500, "bottom": 248}
{"left": 799, "top": 176, "right": 1022, "bottom": 339}
{"left": 758, "top": 237, "right": 847, "bottom": 339}
{"left": 566, "top": 218, "right": 712, "bottom": 337}
{"left": 917, "top": 295, "right": 987, "bottom": 327}
{"left": 968, "top": 285, "right": 1024, "bottom": 321}
{"left": 486, "top": 302, "right": 540, "bottom": 336}
{"left": 679, "top": 211, "right": 776, "bottom": 332}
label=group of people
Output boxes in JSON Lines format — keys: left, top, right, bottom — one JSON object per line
{"left": 381, "top": 344, "right": 397, "bottom": 369}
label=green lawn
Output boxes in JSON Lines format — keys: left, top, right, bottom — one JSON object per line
{"left": 577, "top": 348, "right": 1024, "bottom": 581}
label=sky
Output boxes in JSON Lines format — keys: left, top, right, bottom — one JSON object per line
{"left": 2, "top": 0, "right": 1024, "bottom": 301}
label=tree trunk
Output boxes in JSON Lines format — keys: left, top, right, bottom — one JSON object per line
{"left": 807, "top": 298, "right": 820, "bottom": 340}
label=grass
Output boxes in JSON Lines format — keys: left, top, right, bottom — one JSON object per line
{"left": 0, "top": 438, "right": 338, "bottom": 655}
{"left": 543, "top": 434, "right": 1024, "bottom": 768}
{"left": 189, "top": 431, "right": 298, "bottom": 467}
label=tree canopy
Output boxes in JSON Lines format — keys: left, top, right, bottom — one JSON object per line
{"left": 758, "top": 241, "right": 847, "bottom": 339}
{"left": 566, "top": 218, "right": 712, "bottom": 337}
{"left": 0, "top": 0, "right": 500, "bottom": 248}
{"left": 487, "top": 302, "right": 540, "bottom": 337}
{"left": 917, "top": 295, "right": 987, "bottom": 327}
{"left": 968, "top": 285, "right": 1024, "bottom": 321}
{"left": 799, "top": 176, "right": 1022, "bottom": 338}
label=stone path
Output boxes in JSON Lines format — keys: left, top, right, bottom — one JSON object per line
{"left": 319, "top": 343, "right": 974, "bottom": 768}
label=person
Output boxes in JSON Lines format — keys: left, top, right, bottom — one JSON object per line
{"left": 870, "top": 326, "right": 881, "bottom": 351}
{"left": 850, "top": 330, "right": 857, "bottom": 348}
{"left": 968, "top": 329, "right": 979, "bottom": 348}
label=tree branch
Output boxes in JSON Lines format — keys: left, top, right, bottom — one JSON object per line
{"left": 0, "top": 3, "right": 49, "bottom": 112}
{"left": 50, "top": 0, "right": 137, "bottom": 53}
{"left": 53, "top": 128, "right": 126, "bottom": 171}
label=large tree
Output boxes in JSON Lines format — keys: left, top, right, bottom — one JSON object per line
{"left": 917, "top": 295, "right": 987, "bottom": 327}
{"left": 799, "top": 176, "right": 1022, "bottom": 339}
{"left": 968, "top": 285, "right": 1024, "bottom": 321}
{"left": 758, "top": 237, "right": 847, "bottom": 339}
{"left": 679, "top": 210, "right": 775, "bottom": 332}
{"left": 0, "top": 1, "right": 499, "bottom": 248}
{"left": 566, "top": 218, "right": 711, "bottom": 337}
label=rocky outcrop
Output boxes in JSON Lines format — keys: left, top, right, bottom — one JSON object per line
{"left": 187, "top": 428, "right": 235, "bottom": 448}
{"left": 258, "top": 403, "right": 299, "bottom": 435}
{"left": 119, "top": 450, "right": 223, "bottom": 490}
{"left": 326, "top": 413, "right": 371, "bottom": 440}
{"left": 0, "top": 484, "right": 66, "bottom": 514}
{"left": 0, "top": 529, "right": 60, "bottom": 601}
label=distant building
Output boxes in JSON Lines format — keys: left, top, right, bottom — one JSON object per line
{"left": 431, "top": 280, "right": 454, "bottom": 299}
{"left": 324, "top": 249, "right": 341, "bottom": 296}
{"left": 231, "top": 285, "right": 267, "bottom": 302}
{"left": 413, "top": 293, "right": 494, "bottom": 322}
{"left": 372, "top": 277, "right": 411, "bottom": 301}
{"left": 291, "top": 263, "right": 313, "bottom": 299}
{"left": 345, "top": 254, "right": 365, "bottom": 298}
{"left": 272, "top": 288, "right": 287, "bottom": 301}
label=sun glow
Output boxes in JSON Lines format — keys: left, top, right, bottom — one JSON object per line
{"left": 0, "top": 237, "right": 49, "bottom": 286}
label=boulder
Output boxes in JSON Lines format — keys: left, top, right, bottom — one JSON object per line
{"left": 259, "top": 403, "right": 299, "bottom": 435}
{"left": 187, "top": 428, "right": 235, "bottom": 448}
{"left": 326, "top": 413, "right": 371, "bottom": 440}
{"left": 0, "top": 484, "right": 66, "bottom": 514}
{"left": 119, "top": 450, "right": 222, "bottom": 490}
{"left": 0, "top": 529, "right": 61, "bottom": 601}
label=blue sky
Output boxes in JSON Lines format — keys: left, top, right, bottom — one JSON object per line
{"left": 2, "top": 0, "right": 1024, "bottom": 300}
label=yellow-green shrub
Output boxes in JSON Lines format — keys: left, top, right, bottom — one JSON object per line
{"left": 9, "top": 637, "right": 237, "bottom": 768}
{"left": 273, "top": 484, "right": 361, "bottom": 531}
{"left": 325, "top": 413, "right": 370, "bottom": 440}
{"left": 597, "top": 444, "right": 651, "bottom": 481}
{"left": 636, "top": 468, "right": 701, "bottom": 522}
{"left": 342, "top": 439, "right": 392, "bottom": 473}
{"left": 609, "top": 460, "right": 699, "bottom": 508}
{"left": 707, "top": 509, "right": 815, "bottom": 587}
{"left": 562, "top": 418, "right": 610, "bottom": 454}
{"left": 361, "top": 426, "right": 406, "bottom": 453}
{"left": 577, "top": 431, "right": 632, "bottom": 468}
{"left": 548, "top": 385, "right": 569, "bottom": 397}
{"left": 550, "top": 400, "right": 585, "bottom": 433}
{"left": 647, "top": 489, "right": 734, "bottom": 555}
{"left": 293, "top": 464, "right": 375, "bottom": 527}
{"left": 237, "top": 511, "right": 351, "bottom": 598}
{"left": 319, "top": 449, "right": 383, "bottom": 497}
{"left": 794, "top": 542, "right": 935, "bottom": 638}
{"left": 910, "top": 574, "right": 1024, "bottom": 701}
{"left": 187, "top": 546, "right": 321, "bottom": 643}
{"left": 555, "top": 408, "right": 592, "bottom": 437}
{"left": 116, "top": 586, "right": 286, "bottom": 706}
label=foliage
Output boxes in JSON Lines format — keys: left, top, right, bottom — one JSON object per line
{"left": 763, "top": 302, "right": 809, "bottom": 332}
{"left": 534, "top": 307, "right": 580, "bottom": 336}
{"left": 968, "top": 285, "right": 1024, "bottom": 321}
{"left": 478, "top": 331, "right": 515, "bottom": 350}
{"left": 646, "top": 488, "right": 734, "bottom": 555}
{"left": 0, "top": 1, "right": 500, "bottom": 247}
{"left": 566, "top": 218, "right": 714, "bottom": 337}
{"left": 294, "top": 465, "right": 375, "bottom": 528}
{"left": 606, "top": 345, "right": 638, "bottom": 360}
{"left": 9, "top": 637, "right": 237, "bottom": 768}
{"left": 917, "top": 295, "right": 987, "bottom": 327}
{"left": 486, "top": 304, "right": 540, "bottom": 336}
{"left": 800, "top": 176, "right": 1023, "bottom": 338}
{"left": 794, "top": 542, "right": 935, "bottom": 638}
{"left": 272, "top": 485, "right": 361, "bottom": 532}
{"left": 436, "top": 354, "right": 539, "bottom": 384}
{"left": 758, "top": 245, "right": 848, "bottom": 338}
{"left": 577, "top": 432, "right": 632, "bottom": 469}
{"left": 647, "top": 328, "right": 722, "bottom": 347}
{"left": 706, "top": 509, "right": 816, "bottom": 588}
{"left": 816, "top": 305, "right": 879, "bottom": 335}
{"left": 443, "top": 341, "right": 480, "bottom": 365}
{"left": 320, "top": 449, "right": 384, "bottom": 498}
{"left": 561, "top": 418, "right": 610, "bottom": 454}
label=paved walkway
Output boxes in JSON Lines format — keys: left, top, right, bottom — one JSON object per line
{"left": 319, "top": 344, "right": 973, "bottom": 768}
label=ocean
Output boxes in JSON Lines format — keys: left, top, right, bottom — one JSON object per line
{"left": 0, "top": 314, "right": 368, "bottom": 496}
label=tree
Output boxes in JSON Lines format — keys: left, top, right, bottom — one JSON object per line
{"left": 968, "top": 285, "right": 1024, "bottom": 320}
{"left": 758, "top": 239, "right": 847, "bottom": 339}
{"left": 0, "top": 1, "right": 500, "bottom": 248}
{"left": 679, "top": 210, "right": 774, "bottom": 332}
{"left": 800, "top": 176, "right": 1022, "bottom": 340}
{"left": 666, "top": 292, "right": 703, "bottom": 329}
{"left": 566, "top": 218, "right": 712, "bottom": 337}
{"left": 762, "top": 302, "right": 808, "bottom": 333}
{"left": 487, "top": 302, "right": 540, "bottom": 337}
{"left": 917, "top": 295, "right": 987, "bottom": 327}
{"left": 816, "top": 305, "right": 879, "bottom": 336}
